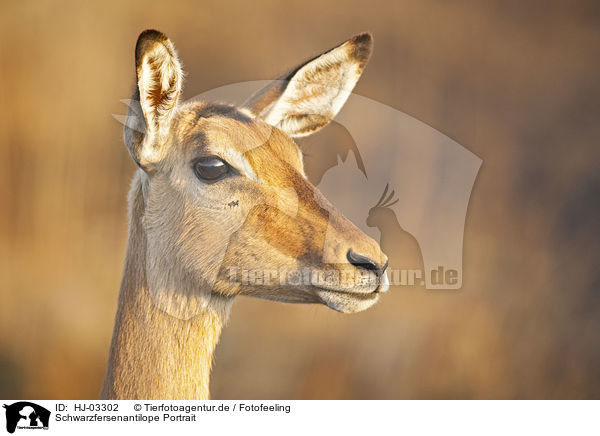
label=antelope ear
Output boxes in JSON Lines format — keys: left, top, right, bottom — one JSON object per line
{"left": 243, "top": 33, "right": 372, "bottom": 137}
{"left": 124, "top": 29, "right": 183, "bottom": 169}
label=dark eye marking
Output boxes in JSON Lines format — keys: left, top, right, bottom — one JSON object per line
{"left": 227, "top": 200, "right": 239, "bottom": 208}
{"left": 193, "top": 156, "right": 230, "bottom": 182}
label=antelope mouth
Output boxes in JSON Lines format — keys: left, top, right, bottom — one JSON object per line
{"left": 314, "top": 272, "right": 389, "bottom": 313}
{"left": 313, "top": 270, "right": 390, "bottom": 295}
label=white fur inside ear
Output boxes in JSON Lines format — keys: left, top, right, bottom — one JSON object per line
{"left": 263, "top": 43, "right": 362, "bottom": 137}
{"left": 137, "top": 42, "right": 183, "bottom": 136}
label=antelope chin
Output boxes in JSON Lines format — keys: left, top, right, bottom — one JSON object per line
{"left": 315, "top": 271, "right": 390, "bottom": 313}
{"left": 316, "top": 288, "right": 381, "bottom": 313}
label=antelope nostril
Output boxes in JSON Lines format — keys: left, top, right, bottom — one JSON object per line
{"left": 347, "top": 249, "right": 384, "bottom": 275}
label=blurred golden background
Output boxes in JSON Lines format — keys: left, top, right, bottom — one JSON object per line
{"left": 1, "top": 0, "right": 599, "bottom": 399}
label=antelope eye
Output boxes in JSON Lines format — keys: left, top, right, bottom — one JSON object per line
{"left": 193, "top": 157, "right": 229, "bottom": 182}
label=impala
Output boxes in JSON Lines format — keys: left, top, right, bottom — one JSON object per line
{"left": 101, "top": 29, "right": 389, "bottom": 399}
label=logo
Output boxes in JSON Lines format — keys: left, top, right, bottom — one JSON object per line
{"left": 2, "top": 402, "right": 50, "bottom": 434}
{"left": 114, "top": 81, "right": 482, "bottom": 319}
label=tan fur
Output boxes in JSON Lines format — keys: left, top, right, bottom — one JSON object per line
{"left": 101, "top": 173, "right": 229, "bottom": 399}
{"left": 101, "top": 30, "right": 386, "bottom": 399}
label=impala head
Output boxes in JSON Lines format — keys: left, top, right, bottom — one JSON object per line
{"left": 124, "top": 30, "right": 388, "bottom": 315}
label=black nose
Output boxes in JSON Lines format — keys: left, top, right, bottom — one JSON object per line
{"left": 347, "top": 249, "right": 388, "bottom": 278}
